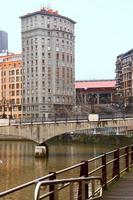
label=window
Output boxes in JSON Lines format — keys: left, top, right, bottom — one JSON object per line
{"left": 42, "top": 67, "right": 45, "bottom": 72}
{"left": 11, "top": 70, "right": 15, "bottom": 75}
{"left": 16, "top": 77, "right": 19, "bottom": 82}
{"left": 56, "top": 53, "right": 59, "bottom": 60}
{"left": 16, "top": 69, "right": 19, "bottom": 75}
{"left": 12, "top": 84, "right": 15, "bottom": 89}
{"left": 62, "top": 53, "right": 65, "bottom": 61}
{"left": 42, "top": 81, "right": 45, "bottom": 87}
{"left": 16, "top": 99, "right": 20, "bottom": 104}
{"left": 16, "top": 83, "right": 19, "bottom": 89}
{"left": 42, "top": 38, "right": 45, "bottom": 42}
{"left": 43, "top": 97, "right": 45, "bottom": 103}
{"left": 11, "top": 91, "right": 15, "bottom": 96}
{"left": 48, "top": 53, "right": 51, "bottom": 58}
{"left": 48, "top": 97, "right": 51, "bottom": 102}
{"left": 35, "top": 38, "right": 38, "bottom": 43}
{"left": 16, "top": 90, "right": 19, "bottom": 95}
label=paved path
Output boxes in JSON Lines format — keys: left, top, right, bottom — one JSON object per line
{"left": 101, "top": 169, "right": 133, "bottom": 199}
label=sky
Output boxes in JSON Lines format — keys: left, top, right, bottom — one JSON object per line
{"left": 1, "top": 0, "right": 133, "bottom": 80}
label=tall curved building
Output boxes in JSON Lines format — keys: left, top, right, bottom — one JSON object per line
{"left": 20, "top": 8, "right": 76, "bottom": 118}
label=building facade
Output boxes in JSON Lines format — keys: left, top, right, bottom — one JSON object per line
{"left": 0, "top": 30, "right": 8, "bottom": 52}
{"left": 20, "top": 8, "right": 76, "bottom": 118}
{"left": 0, "top": 53, "right": 22, "bottom": 118}
{"left": 75, "top": 80, "right": 116, "bottom": 105}
{"left": 116, "top": 49, "right": 133, "bottom": 105}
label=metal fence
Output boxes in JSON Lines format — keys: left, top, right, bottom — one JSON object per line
{"left": 9, "top": 113, "right": 133, "bottom": 125}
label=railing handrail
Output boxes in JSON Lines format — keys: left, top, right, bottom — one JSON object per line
{"left": 34, "top": 176, "right": 103, "bottom": 200}
{"left": 9, "top": 114, "right": 133, "bottom": 125}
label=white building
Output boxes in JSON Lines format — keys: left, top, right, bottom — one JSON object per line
{"left": 20, "top": 8, "right": 76, "bottom": 118}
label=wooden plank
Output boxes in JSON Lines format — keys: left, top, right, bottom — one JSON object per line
{"left": 101, "top": 170, "right": 133, "bottom": 200}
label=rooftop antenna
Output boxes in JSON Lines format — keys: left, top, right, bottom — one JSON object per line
{"left": 40, "top": 1, "right": 51, "bottom": 10}
{"left": 40, "top": 2, "right": 46, "bottom": 10}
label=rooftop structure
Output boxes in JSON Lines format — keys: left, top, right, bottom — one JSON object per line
{"left": 75, "top": 80, "right": 116, "bottom": 89}
{"left": 76, "top": 80, "right": 116, "bottom": 105}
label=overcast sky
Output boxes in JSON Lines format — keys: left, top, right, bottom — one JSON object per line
{"left": 0, "top": 0, "right": 133, "bottom": 80}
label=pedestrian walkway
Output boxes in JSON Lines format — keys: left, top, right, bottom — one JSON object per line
{"left": 101, "top": 169, "right": 133, "bottom": 200}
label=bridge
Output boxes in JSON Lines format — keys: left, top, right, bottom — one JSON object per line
{"left": 0, "top": 116, "right": 133, "bottom": 143}
{"left": 0, "top": 144, "right": 133, "bottom": 199}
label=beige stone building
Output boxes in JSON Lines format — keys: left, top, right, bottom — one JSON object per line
{"left": 116, "top": 49, "right": 133, "bottom": 105}
{"left": 0, "top": 53, "right": 22, "bottom": 118}
{"left": 20, "top": 8, "right": 76, "bottom": 118}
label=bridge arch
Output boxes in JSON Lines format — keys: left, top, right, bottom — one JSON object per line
{"left": 0, "top": 118, "right": 132, "bottom": 143}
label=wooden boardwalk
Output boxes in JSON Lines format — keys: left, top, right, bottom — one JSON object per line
{"left": 101, "top": 169, "right": 133, "bottom": 199}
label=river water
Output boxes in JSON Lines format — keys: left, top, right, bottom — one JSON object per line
{"left": 0, "top": 136, "right": 131, "bottom": 199}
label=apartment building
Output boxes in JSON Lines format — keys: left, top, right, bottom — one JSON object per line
{"left": 116, "top": 49, "right": 133, "bottom": 105}
{"left": 0, "top": 53, "right": 22, "bottom": 118}
{"left": 20, "top": 8, "right": 76, "bottom": 118}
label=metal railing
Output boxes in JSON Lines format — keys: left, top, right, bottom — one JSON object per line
{"left": 34, "top": 176, "right": 103, "bottom": 200}
{"left": 0, "top": 144, "right": 133, "bottom": 199}
{"left": 9, "top": 113, "right": 133, "bottom": 125}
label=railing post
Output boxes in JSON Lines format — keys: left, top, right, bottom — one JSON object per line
{"left": 78, "top": 161, "right": 88, "bottom": 200}
{"left": 49, "top": 172, "right": 56, "bottom": 200}
{"left": 112, "top": 149, "right": 120, "bottom": 179}
{"left": 125, "top": 146, "right": 129, "bottom": 171}
{"left": 130, "top": 145, "right": 133, "bottom": 166}
{"left": 102, "top": 154, "right": 107, "bottom": 189}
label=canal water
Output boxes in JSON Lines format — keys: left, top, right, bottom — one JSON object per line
{"left": 0, "top": 135, "right": 132, "bottom": 199}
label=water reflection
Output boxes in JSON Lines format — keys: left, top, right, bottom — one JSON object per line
{"left": 0, "top": 139, "right": 126, "bottom": 199}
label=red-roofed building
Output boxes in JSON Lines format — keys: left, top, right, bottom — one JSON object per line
{"left": 75, "top": 80, "right": 116, "bottom": 105}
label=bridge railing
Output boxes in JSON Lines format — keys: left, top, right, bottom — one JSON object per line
{"left": 0, "top": 144, "right": 133, "bottom": 199}
{"left": 9, "top": 113, "right": 133, "bottom": 125}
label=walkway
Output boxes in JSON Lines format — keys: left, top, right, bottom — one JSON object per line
{"left": 101, "top": 169, "right": 133, "bottom": 200}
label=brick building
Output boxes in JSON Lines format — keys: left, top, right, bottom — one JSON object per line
{"left": 0, "top": 53, "right": 22, "bottom": 118}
